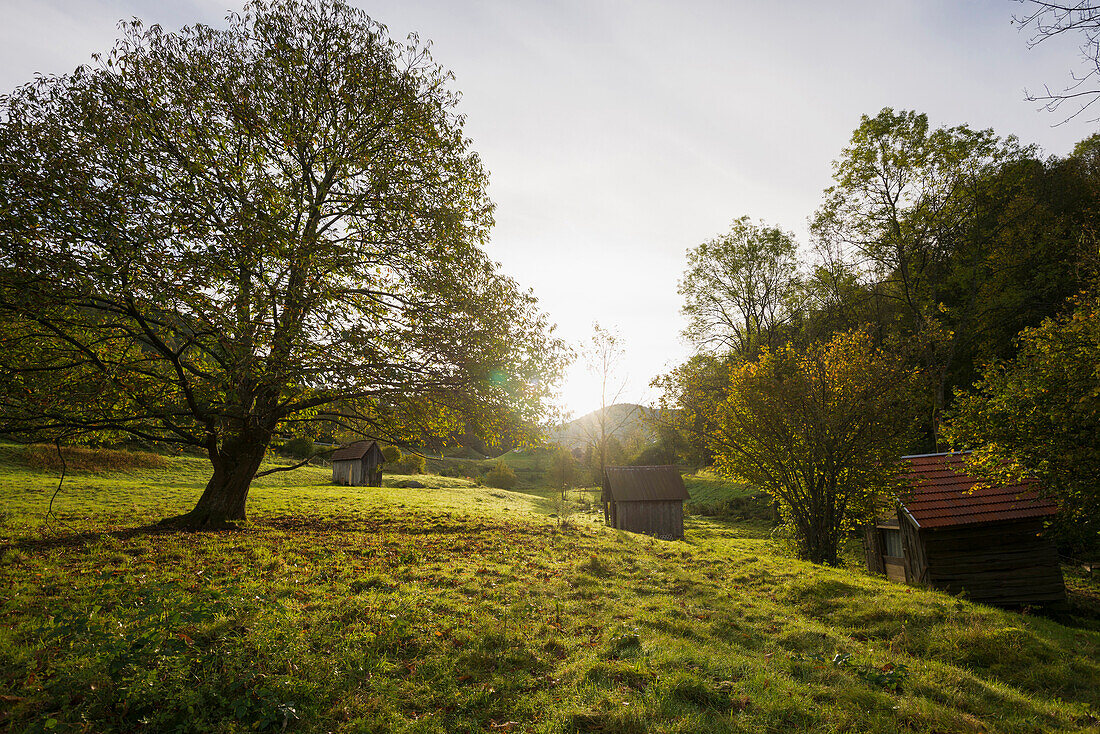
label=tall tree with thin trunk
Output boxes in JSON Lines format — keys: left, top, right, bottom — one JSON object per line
{"left": 0, "top": 0, "right": 566, "bottom": 528}
{"left": 581, "top": 323, "right": 635, "bottom": 483}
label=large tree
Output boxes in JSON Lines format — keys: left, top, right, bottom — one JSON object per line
{"left": 709, "top": 330, "right": 921, "bottom": 564}
{"left": 812, "top": 109, "right": 1026, "bottom": 326}
{"left": 811, "top": 109, "right": 1030, "bottom": 439}
{"left": 0, "top": 0, "right": 565, "bottom": 528}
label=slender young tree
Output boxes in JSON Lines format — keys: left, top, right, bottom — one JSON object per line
{"left": 581, "top": 323, "right": 635, "bottom": 482}
{"left": 0, "top": 0, "right": 566, "bottom": 528}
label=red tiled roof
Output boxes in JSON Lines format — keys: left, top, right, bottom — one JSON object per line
{"left": 899, "top": 452, "right": 1057, "bottom": 529}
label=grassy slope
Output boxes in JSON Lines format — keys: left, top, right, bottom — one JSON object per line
{"left": 0, "top": 449, "right": 1098, "bottom": 733}
{"left": 424, "top": 447, "right": 553, "bottom": 490}
{"left": 681, "top": 470, "right": 776, "bottom": 524}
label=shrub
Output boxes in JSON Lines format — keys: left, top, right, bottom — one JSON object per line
{"left": 390, "top": 452, "right": 426, "bottom": 475}
{"left": 279, "top": 437, "right": 314, "bottom": 458}
{"left": 686, "top": 494, "right": 777, "bottom": 523}
{"left": 440, "top": 464, "right": 476, "bottom": 478}
{"left": 484, "top": 461, "right": 517, "bottom": 489}
{"left": 23, "top": 445, "right": 167, "bottom": 473}
{"left": 380, "top": 445, "right": 402, "bottom": 463}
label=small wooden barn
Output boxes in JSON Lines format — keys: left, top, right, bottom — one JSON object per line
{"left": 865, "top": 452, "right": 1065, "bottom": 607}
{"left": 602, "top": 466, "right": 690, "bottom": 540}
{"left": 331, "top": 440, "right": 385, "bottom": 487}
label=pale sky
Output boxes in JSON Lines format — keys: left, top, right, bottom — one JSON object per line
{"left": 2, "top": 1, "right": 1096, "bottom": 417}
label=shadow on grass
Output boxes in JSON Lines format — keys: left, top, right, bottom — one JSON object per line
{"left": 1, "top": 511, "right": 570, "bottom": 558}
{"left": 0, "top": 520, "right": 227, "bottom": 556}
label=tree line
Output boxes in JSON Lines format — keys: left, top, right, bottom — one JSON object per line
{"left": 656, "top": 110, "right": 1100, "bottom": 563}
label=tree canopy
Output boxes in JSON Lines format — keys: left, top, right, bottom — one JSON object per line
{"left": 808, "top": 108, "right": 1096, "bottom": 442}
{"left": 680, "top": 216, "right": 802, "bottom": 358}
{"left": 944, "top": 294, "right": 1100, "bottom": 554}
{"left": 0, "top": 0, "right": 566, "bottom": 527}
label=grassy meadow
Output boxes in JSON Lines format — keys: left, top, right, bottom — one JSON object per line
{"left": 0, "top": 446, "right": 1098, "bottom": 733}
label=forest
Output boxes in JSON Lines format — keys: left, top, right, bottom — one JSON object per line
{"left": 652, "top": 109, "right": 1100, "bottom": 561}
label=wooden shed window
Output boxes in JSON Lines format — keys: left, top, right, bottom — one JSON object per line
{"left": 881, "top": 529, "right": 903, "bottom": 558}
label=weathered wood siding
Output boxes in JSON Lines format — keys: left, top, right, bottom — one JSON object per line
{"left": 612, "top": 500, "right": 684, "bottom": 540}
{"left": 884, "top": 559, "right": 907, "bottom": 583}
{"left": 899, "top": 511, "right": 928, "bottom": 586}
{"left": 864, "top": 526, "right": 885, "bottom": 574}
{"left": 332, "top": 459, "right": 365, "bottom": 486}
{"left": 920, "top": 519, "right": 1065, "bottom": 606}
{"left": 865, "top": 525, "right": 907, "bottom": 582}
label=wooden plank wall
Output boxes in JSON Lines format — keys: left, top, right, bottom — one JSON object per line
{"left": 613, "top": 501, "right": 684, "bottom": 540}
{"left": 332, "top": 460, "right": 365, "bottom": 486}
{"left": 884, "top": 559, "right": 907, "bottom": 583}
{"left": 899, "top": 512, "right": 928, "bottom": 585}
{"left": 921, "top": 519, "right": 1065, "bottom": 606}
{"left": 863, "top": 527, "right": 885, "bottom": 574}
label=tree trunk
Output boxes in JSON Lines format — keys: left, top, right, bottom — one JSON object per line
{"left": 800, "top": 514, "right": 840, "bottom": 565}
{"left": 166, "top": 433, "right": 270, "bottom": 530}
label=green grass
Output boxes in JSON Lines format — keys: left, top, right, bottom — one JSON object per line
{"left": 683, "top": 470, "right": 776, "bottom": 524}
{"left": 1, "top": 447, "right": 1098, "bottom": 733}
{"left": 426, "top": 447, "right": 560, "bottom": 490}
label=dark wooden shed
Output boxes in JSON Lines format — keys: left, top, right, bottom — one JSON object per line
{"left": 602, "top": 466, "right": 690, "bottom": 540}
{"left": 332, "top": 440, "right": 385, "bottom": 487}
{"left": 865, "top": 452, "right": 1065, "bottom": 607}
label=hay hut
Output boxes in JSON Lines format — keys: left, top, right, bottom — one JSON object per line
{"left": 865, "top": 452, "right": 1065, "bottom": 607}
{"left": 331, "top": 440, "right": 384, "bottom": 487}
{"left": 602, "top": 465, "right": 690, "bottom": 540}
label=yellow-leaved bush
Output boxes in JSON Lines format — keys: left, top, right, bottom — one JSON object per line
{"left": 709, "top": 330, "right": 923, "bottom": 564}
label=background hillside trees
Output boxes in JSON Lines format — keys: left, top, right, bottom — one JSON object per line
{"left": 655, "top": 108, "right": 1100, "bottom": 564}
{"left": 709, "top": 331, "right": 922, "bottom": 564}
{"left": 944, "top": 294, "right": 1100, "bottom": 555}
{"left": 811, "top": 109, "right": 1032, "bottom": 439}
{"left": 0, "top": 0, "right": 565, "bottom": 528}
{"left": 651, "top": 353, "right": 727, "bottom": 467}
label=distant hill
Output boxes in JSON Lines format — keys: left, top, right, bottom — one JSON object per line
{"left": 550, "top": 403, "right": 666, "bottom": 450}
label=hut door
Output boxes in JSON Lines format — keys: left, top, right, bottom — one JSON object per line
{"left": 897, "top": 512, "right": 927, "bottom": 586}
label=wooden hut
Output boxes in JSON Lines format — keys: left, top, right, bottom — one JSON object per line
{"left": 602, "top": 466, "right": 690, "bottom": 540}
{"left": 865, "top": 452, "right": 1065, "bottom": 607}
{"left": 331, "top": 440, "right": 385, "bottom": 487}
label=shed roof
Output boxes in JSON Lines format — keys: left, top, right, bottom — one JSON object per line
{"left": 899, "top": 452, "right": 1057, "bottom": 529}
{"left": 332, "top": 440, "right": 384, "bottom": 462}
{"left": 603, "top": 466, "right": 689, "bottom": 503}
